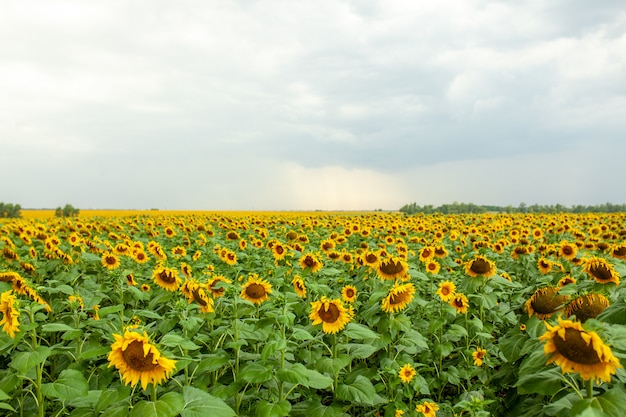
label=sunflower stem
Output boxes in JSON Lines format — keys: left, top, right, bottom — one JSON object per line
{"left": 151, "top": 384, "right": 157, "bottom": 402}
{"left": 586, "top": 379, "right": 594, "bottom": 398}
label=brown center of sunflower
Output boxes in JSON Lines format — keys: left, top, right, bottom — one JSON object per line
{"left": 345, "top": 288, "right": 355, "bottom": 298}
{"left": 565, "top": 294, "right": 609, "bottom": 323}
{"left": 552, "top": 328, "right": 601, "bottom": 365}
{"left": 105, "top": 256, "right": 117, "bottom": 265}
{"left": 303, "top": 256, "right": 315, "bottom": 267}
{"left": 380, "top": 259, "right": 404, "bottom": 275}
{"left": 441, "top": 286, "right": 451, "bottom": 296}
{"left": 275, "top": 246, "right": 284, "bottom": 255}
{"left": 389, "top": 290, "right": 410, "bottom": 305}
{"left": 295, "top": 281, "right": 304, "bottom": 291}
{"left": 562, "top": 246, "right": 573, "bottom": 256}
{"left": 158, "top": 270, "right": 176, "bottom": 283}
{"left": 613, "top": 247, "right": 626, "bottom": 256}
{"left": 318, "top": 303, "right": 340, "bottom": 323}
{"left": 421, "top": 249, "right": 432, "bottom": 258}
{"left": 428, "top": 262, "right": 437, "bottom": 271}
{"left": 470, "top": 259, "right": 491, "bottom": 275}
{"left": 531, "top": 287, "right": 568, "bottom": 314}
{"left": 453, "top": 298, "right": 465, "bottom": 308}
{"left": 245, "top": 283, "right": 266, "bottom": 299}
{"left": 121, "top": 340, "right": 159, "bottom": 372}
{"left": 192, "top": 288, "right": 208, "bottom": 306}
{"left": 365, "top": 254, "right": 378, "bottom": 264}
{"left": 589, "top": 263, "right": 612, "bottom": 281}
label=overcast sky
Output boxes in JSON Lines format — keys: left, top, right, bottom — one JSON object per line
{"left": 1, "top": 0, "right": 625, "bottom": 211}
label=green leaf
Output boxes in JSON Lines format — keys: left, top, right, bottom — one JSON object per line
{"left": 499, "top": 333, "right": 527, "bottom": 362}
{"left": 96, "top": 388, "right": 130, "bottom": 413}
{"left": 343, "top": 323, "right": 379, "bottom": 340}
{"left": 41, "top": 323, "right": 77, "bottom": 332}
{"left": 43, "top": 369, "right": 89, "bottom": 401}
{"left": 343, "top": 343, "right": 379, "bottom": 359}
{"left": 10, "top": 346, "right": 51, "bottom": 374}
{"left": 445, "top": 324, "right": 469, "bottom": 342}
{"left": 196, "top": 351, "right": 230, "bottom": 372}
{"left": 335, "top": 375, "right": 385, "bottom": 406}
{"left": 81, "top": 252, "right": 103, "bottom": 263}
{"left": 316, "top": 356, "right": 351, "bottom": 375}
{"left": 102, "top": 404, "right": 131, "bottom": 417}
{"left": 129, "top": 392, "right": 184, "bottom": 417}
{"left": 261, "top": 338, "right": 287, "bottom": 362}
{"left": 571, "top": 386, "right": 626, "bottom": 417}
{"left": 159, "top": 334, "right": 200, "bottom": 351}
{"left": 79, "top": 346, "right": 110, "bottom": 361}
{"left": 239, "top": 363, "right": 273, "bottom": 383}
{"left": 515, "top": 368, "right": 564, "bottom": 396}
{"left": 0, "top": 402, "right": 16, "bottom": 412}
{"left": 597, "top": 299, "right": 626, "bottom": 325}
{"left": 255, "top": 399, "right": 291, "bottom": 417}
{"left": 302, "top": 368, "right": 333, "bottom": 389}
{"left": 306, "top": 401, "right": 347, "bottom": 417}
{"left": 181, "top": 386, "right": 236, "bottom": 417}
{"left": 291, "top": 328, "right": 314, "bottom": 341}
{"left": 97, "top": 305, "right": 124, "bottom": 317}
{"left": 276, "top": 363, "right": 309, "bottom": 385}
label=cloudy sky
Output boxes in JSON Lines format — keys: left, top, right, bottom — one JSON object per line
{"left": 2, "top": 0, "right": 625, "bottom": 211}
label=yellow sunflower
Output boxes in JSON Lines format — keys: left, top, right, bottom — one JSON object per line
{"left": 418, "top": 246, "right": 435, "bottom": 262}
{"left": 558, "top": 241, "right": 578, "bottom": 260}
{"left": 449, "top": 293, "right": 469, "bottom": 314}
{"left": 609, "top": 244, "right": 626, "bottom": 261}
{"left": 472, "top": 347, "right": 487, "bottom": 366}
{"left": 465, "top": 255, "right": 497, "bottom": 278}
{"left": 425, "top": 260, "right": 441, "bottom": 275}
{"left": 376, "top": 256, "right": 409, "bottom": 281}
{"left": 583, "top": 257, "right": 620, "bottom": 285}
{"left": 309, "top": 296, "right": 353, "bottom": 334}
{"left": 341, "top": 285, "right": 357, "bottom": 303}
{"left": 564, "top": 293, "right": 609, "bottom": 323}
{"left": 152, "top": 266, "right": 182, "bottom": 291}
{"left": 101, "top": 252, "right": 121, "bottom": 270}
{"left": 107, "top": 330, "right": 177, "bottom": 390}
{"left": 537, "top": 257, "right": 552, "bottom": 274}
{"left": 190, "top": 285, "right": 214, "bottom": 313}
{"left": 381, "top": 283, "right": 415, "bottom": 314}
{"left": 299, "top": 252, "right": 323, "bottom": 273}
{"left": 0, "top": 290, "right": 20, "bottom": 338}
{"left": 416, "top": 401, "right": 439, "bottom": 417}
{"left": 240, "top": 275, "right": 272, "bottom": 305}
{"left": 207, "top": 275, "right": 231, "bottom": 298}
{"left": 398, "top": 363, "right": 416, "bottom": 383}
{"left": 436, "top": 281, "right": 456, "bottom": 302}
{"left": 539, "top": 316, "right": 622, "bottom": 383}
{"left": 525, "top": 287, "right": 569, "bottom": 320}
{"left": 292, "top": 275, "right": 307, "bottom": 298}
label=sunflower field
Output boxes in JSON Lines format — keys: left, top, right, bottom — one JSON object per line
{"left": 1, "top": 210, "right": 626, "bottom": 417}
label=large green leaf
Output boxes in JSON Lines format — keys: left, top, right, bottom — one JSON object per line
{"left": 129, "top": 392, "right": 184, "bottom": 417}
{"left": 10, "top": 346, "right": 51, "bottom": 374}
{"left": 255, "top": 399, "right": 291, "bottom": 417}
{"left": 343, "top": 323, "right": 380, "bottom": 340}
{"left": 306, "top": 401, "right": 346, "bottom": 417}
{"left": 239, "top": 362, "right": 273, "bottom": 383}
{"left": 42, "top": 369, "right": 89, "bottom": 401}
{"left": 335, "top": 375, "right": 385, "bottom": 406}
{"left": 515, "top": 368, "right": 564, "bottom": 396}
{"left": 571, "top": 386, "right": 626, "bottom": 417}
{"left": 343, "top": 343, "right": 379, "bottom": 359}
{"left": 180, "top": 386, "right": 236, "bottom": 417}
{"left": 159, "top": 334, "right": 201, "bottom": 351}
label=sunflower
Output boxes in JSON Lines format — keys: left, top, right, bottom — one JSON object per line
{"left": 425, "top": 260, "right": 441, "bottom": 275}
{"left": 472, "top": 347, "right": 487, "bottom": 366}
{"left": 101, "top": 253, "right": 121, "bottom": 270}
{"left": 525, "top": 287, "right": 569, "bottom": 320}
{"left": 418, "top": 246, "right": 435, "bottom": 262}
{"left": 537, "top": 258, "right": 552, "bottom": 274}
{"left": 559, "top": 241, "right": 578, "bottom": 260}
{"left": 0, "top": 290, "right": 20, "bottom": 338}
{"left": 465, "top": 255, "right": 497, "bottom": 278}
{"left": 416, "top": 401, "right": 439, "bottom": 417}
{"left": 539, "top": 316, "right": 622, "bottom": 383}
{"left": 240, "top": 275, "right": 272, "bottom": 305}
{"left": 292, "top": 275, "right": 307, "bottom": 298}
{"left": 107, "top": 330, "right": 177, "bottom": 390}
{"left": 309, "top": 296, "right": 353, "bottom": 334}
{"left": 381, "top": 283, "right": 415, "bottom": 314}
{"left": 132, "top": 250, "right": 149, "bottom": 264}
{"left": 299, "top": 253, "right": 323, "bottom": 273}
{"left": 398, "top": 363, "right": 416, "bottom": 383}
{"left": 207, "top": 275, "right": 231, "bottom": 298}
{"left": 152, "top": 266, "right": 181, "bottom": 291}
{"left": 171, "top": 246, "right": 187, "bottom": 258}
{"left": 190, "top": 285, "right": 214, "bottom": 313}
{"left": 361, "top": 250, "right": 380, "bottom": 268}
{"left": 436, "top": 281, "right": 456, "bottom": 302}
{"left": 272, "top": 242, "right": 288, "bottom": 260}
{"left": 583, "top": 257, "right": 620, "bottom": 285}
{"left": 376, "top": 256, "right": 409, "bottom": 281}
{"left": 449, "top": 293, "right": 469, "bottom": 314}
{"left": 609, "top": 244, "right": 626, "bottom": 261}
{"left": 341, "top": 285, "right": 357, "bottom": 303}
{"left": 564, "top": 293, "right": 609, "bottom": 323}
{"left": 558, "top": 275, "right": 577, "bottom": 287}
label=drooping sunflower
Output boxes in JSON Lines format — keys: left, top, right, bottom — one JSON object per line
{"left": 525, "top": 287, "right": 569, "bottom": 320}
{"left": 583, "top": 257, "right": 620, "bottom": 285}
{"left": 564, "top": 293, "right": 610, "bottom": 323}
{"left": 416, "top": 401, "right": 439, "bottom": 417}
{"left": 539, "top": 316, "right": 622, "bottom": 383}
{"left": 101, "top": 252, "right": 121, "bottom": 270}
{"left": 381, "top": 283, "right": 415, "bottom": 314}
{"left": 449, "top": 293, "right": 470, "bottom": 314}
{"left": 436, "top": 281, "right": 456, "bottom": 302}
{"left": 152, "top": 266, "right": 181, "bottom": 291}
{"left": 376, "top": 256, "right": 409, "bottom": 281}
{"left": 472, "top": 347, "right": 487, "bottom": 366}
{"left": 190, "top": 285, "right": 214, "bottom": 313}
{"left": 299, "top": 253, "right": 323, "bottom": 273}
{"left": 240, "top": 275, "right": 272, "bottom": 305}
{"left": 0, "top": 290, "right": 20, "bottom": 338}
{"left": 309, "top": 296, "right": 353, "bottom": 334}
{"left": 398, "top": 363, "right": 416, "bottom": 383}
{"left": 107, "top": 330, "right": 177, "bottom": 390}
{"left": 341, "top": 285, "right": 357, "bottom": 304}
{"left": 609, "top": 244, "right": 626, "bottom": 261}
{"left": 292, "top": 275, "right": 307, "bottom": 298}
{"left": 465, "top": 255, "right": 497, "bottom": 278}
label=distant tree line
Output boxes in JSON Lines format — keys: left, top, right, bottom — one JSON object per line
{"left": 0, "top": 202, "right": 22, "bottom": 218}
{"left": 399, "top": 201, "right": 626, "bottom": 214}
{"left": 55, "top": 204, "right": 80, "bottom": 218}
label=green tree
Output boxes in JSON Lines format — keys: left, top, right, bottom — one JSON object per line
{"left": 55, "top": 204, "right": 80, "bottom": 218}
{"left": 0, "top": 202, "right": 22, "bottom": 218}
